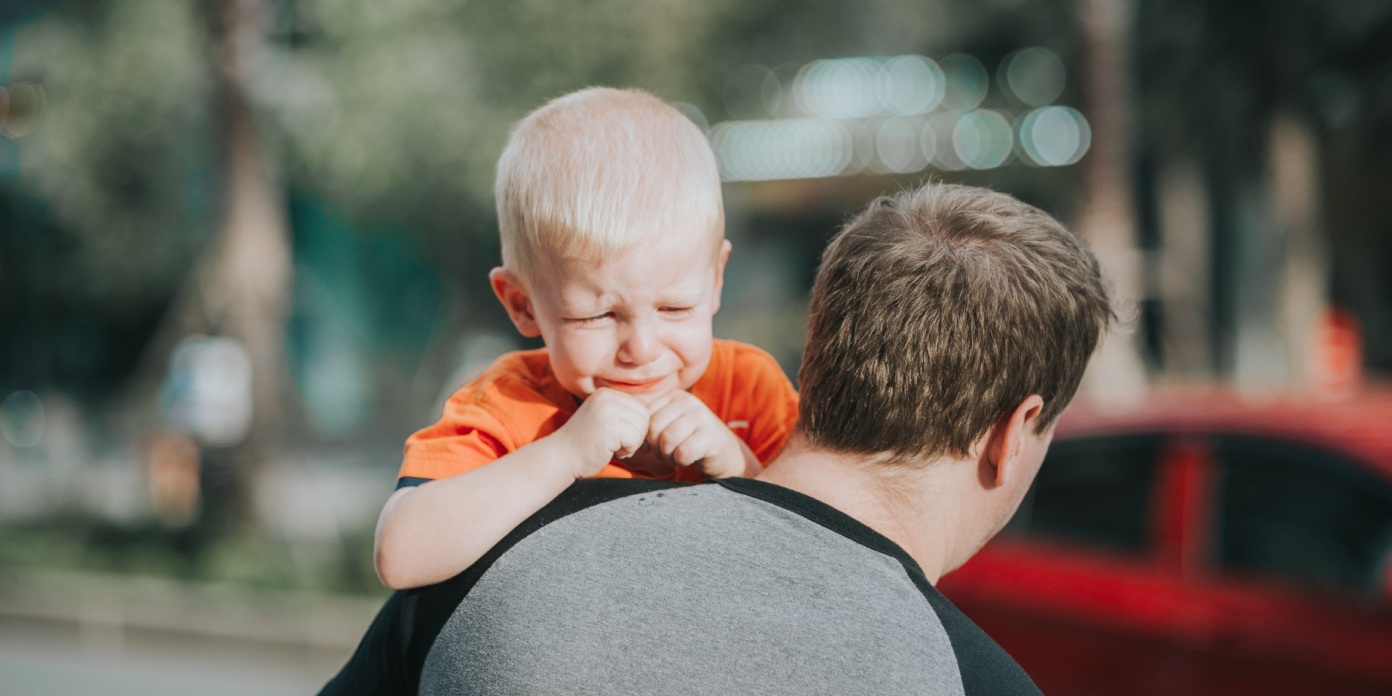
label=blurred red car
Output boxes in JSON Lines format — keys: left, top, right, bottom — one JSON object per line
{"left": 937, "top": 388, "right": 1392, "bottom": 696}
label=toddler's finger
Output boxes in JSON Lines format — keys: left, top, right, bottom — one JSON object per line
{"left": 643, "top": 392, "right": 674, "bottom": 414}
{"left": 618, "top": 427, "right": 647, "bottom": 460}
{"left": 671, "top": 439, "right": 703, "bottom": 468}
{"left": 646, "top": 401, "right": 687, "bottom": 441}
{"left": 656, "top": 415, "right": 701, "bottom": 459}
{"left": 646, "top": 407, "right": 679, "bottom": 444}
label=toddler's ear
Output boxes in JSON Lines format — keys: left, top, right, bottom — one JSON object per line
{"left": 489, "top": 268, "right": 541, "bottom": 338}
{"left": 712, "top": 239, "right": 732, "bottom": 314}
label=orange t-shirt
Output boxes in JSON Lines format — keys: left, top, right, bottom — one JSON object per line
{"left": 398, "top": 339, "right": 799, "bottom": 483}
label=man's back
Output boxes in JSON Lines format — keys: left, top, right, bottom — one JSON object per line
{"left": 323, "top": 479, "right": 1039, "bottom": 695}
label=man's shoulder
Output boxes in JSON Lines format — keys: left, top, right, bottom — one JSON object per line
{"left": 418, "top": 478, "right": 1039, "bottom": 695}
{"left": 335, "top": 480, "right": 684, "bottom": 696}
{"left": 323, "top": 479, "right": 1040, "bottom": 696}
{"left": 714, "top": 480, "right": 1040, "bottom": 694}
{"left": 458, "top": 478, "right": 685, "bottom": 571}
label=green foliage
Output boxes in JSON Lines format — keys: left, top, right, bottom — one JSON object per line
{"left": 263, "top": 0, "right": 494, "bottom": 235}
{"left": 263, "top": 0, "right": 751, "bottom": 236}
{"left": 11, "top": 0, "right": 213, "bottom": 311}
{"left": 1, "top": 0, "right": 1087, "bottom": 404}
{"left": 6, "top": 0, "right": 1054, "bottom": 295}
{"left": 0, "top": 514, "right": 387, "bottom": 596}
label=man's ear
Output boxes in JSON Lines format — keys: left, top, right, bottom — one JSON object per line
{"left": 981, "top": 394, "right": 1046, "bottom": 489}
{"left": 711, "top": 239, "right": 732, "bottom": 315}
{"left": 489, "top": 267, "right": 541, "bottom": 338}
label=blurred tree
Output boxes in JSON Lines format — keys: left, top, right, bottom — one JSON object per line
{"left": 262, "top": 0, "right": 1068, "bottom": 237}
{"left": 11, "top": 0, "right": 293, "bottom": 530}
{"left": 191, "top": 0, "right": 293, "bottom": 528}
{"left": 11, "top": 1, "right": 213, "bottom": 321}
{"left": 6, "top": 0, "right": 1080, "bottom": 385}
{"left": 2, "top": 0, "right": 1173, "bottom": 532}
{"left": 1074, "top": 0, "right": 1147, "bottom": 400}
{"left": 1133, "top": 0, "right": 1392, "bottom": 381}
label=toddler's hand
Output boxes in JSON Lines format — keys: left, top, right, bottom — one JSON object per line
{"left": 557, "top": 388, "right": 650, "bottom": 479}
{"left": 645, "top": 391, "right": 758, "bottom": 479}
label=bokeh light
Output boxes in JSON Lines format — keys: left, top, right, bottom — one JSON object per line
{"left": 939, "top": 54, "right": 989, "bottom": 112}
{"left": 794, "top": 57, "right": 883, "bottom": 119}
{"left": 792, "top": 55, "right": 948, "bottom": 119}
{"left": 848, "top": 119, "right": 877, "bottom": 175}
{"left": 876, "top": 116, "right": 929, "bottom": 173}
{"left": 953, "top": 110, "right": 1013, "bottom": 169}
{"left": 0, "top": 390, "right": 45, "bottom": 448}
{"left": 1018, "top": 106, "right": 1091, "bottom": 166}
{"left": 165, "top": 336, "right": 253, "bottom": 447}
{"left": 710, "top": 118, "right": 852, "bottom": 181}
{"left": 710, "top": 51, "right": 1080, "bottom": 179}
{"left": 927, "top": 111, "right": 967, "bottom": 170}
{"left": 1001, "top": 47, "right": 1066, "bottom": 107}
{"left": 878, "top": 55, "right": 946, "bottom": 115}
{"left": 918, "top": 120, "right": 938, "bottom": 168}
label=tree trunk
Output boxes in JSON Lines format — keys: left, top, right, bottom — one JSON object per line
{"left": 1075, "top": 0, "right": 1148, "bottom": 402}
{"left": 1155, "top": 155, "right": 1212, "bottom": 378}
{"left": 198, "top": 0, "right": 293, "bottom": 530}
{"left": 122, "top": 0, "right": 297, "bottom": 533}
{"left": 1268, "top": 113, "right": 1328, "bottom": 393}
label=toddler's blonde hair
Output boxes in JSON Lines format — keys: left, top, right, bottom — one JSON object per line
{"left": 494, "top": 87, "right": 724, "bottom": 281}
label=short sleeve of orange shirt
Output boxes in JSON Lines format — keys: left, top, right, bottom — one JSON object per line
{"left": 397, "top": 339, "right": 799, "bottom": 484}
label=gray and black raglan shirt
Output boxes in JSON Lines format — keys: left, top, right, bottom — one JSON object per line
{"left": 321, "top": 478, "right": 1041, "bottom": 695}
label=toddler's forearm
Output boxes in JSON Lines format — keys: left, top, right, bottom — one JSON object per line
{"left": 373, "top": 437, "right": 579, "bottom": 589}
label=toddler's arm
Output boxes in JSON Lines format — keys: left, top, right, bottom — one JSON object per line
{"left": 374, "top": 388, "right": 649, "bottom": 590}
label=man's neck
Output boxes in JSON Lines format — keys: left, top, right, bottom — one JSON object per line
{"left": 755, "top": 438, "right": 969, "bottom": 584}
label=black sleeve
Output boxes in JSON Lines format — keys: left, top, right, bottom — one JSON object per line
{"left": 317, "top": 478, "right": 686, "bottom": 695}
{"left": 316, "top": 591, "right": 416, "bottom": 696}
{"left": 919, "top": 588, "right": 1043, "bottom": 696}
{"left": 395, "top": 476, "right": 431, "bottom": 490}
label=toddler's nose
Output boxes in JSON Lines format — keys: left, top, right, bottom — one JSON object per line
{"left": 617, "top": 322, "right": 660, "bottom": 366}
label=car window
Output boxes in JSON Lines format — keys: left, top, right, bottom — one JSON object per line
{"left": 1213, "top": 435, "right": 1392, "bottom": 600}
{"left": 1003, "top": 434, "right": 1164, "bottom": 555}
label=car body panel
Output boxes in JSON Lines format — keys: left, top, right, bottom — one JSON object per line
{"left": 937, "top": 388, "right": 1392, "bottom": 695}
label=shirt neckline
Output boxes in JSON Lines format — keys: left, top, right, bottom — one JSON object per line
{"left": 713, "top": 477, "right": 932, "bottom": 587}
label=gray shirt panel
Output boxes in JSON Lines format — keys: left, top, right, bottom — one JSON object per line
{"left": 420, "top": 485, "right": 965, "bottom": 695}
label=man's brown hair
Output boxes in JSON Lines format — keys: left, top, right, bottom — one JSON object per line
{"left": 798, "top": 183, "right": 1113, "bottom": 462}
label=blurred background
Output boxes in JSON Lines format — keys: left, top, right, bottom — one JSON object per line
{"left": 1, "top": 0, "right": 1390, "bottom": 693}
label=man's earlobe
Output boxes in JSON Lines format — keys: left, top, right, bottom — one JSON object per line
{"left": 489, "top": 268, "right": 541, "bottom": 338}
{"left": 985, "top": 395, "right": 1046, "bottom": 488}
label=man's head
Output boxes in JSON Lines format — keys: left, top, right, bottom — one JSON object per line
{"left": 489, "top": 88, "right": 729, "bottom": 401}
{"left": 798, "top": 182, "right": 1112, "bottom": 464}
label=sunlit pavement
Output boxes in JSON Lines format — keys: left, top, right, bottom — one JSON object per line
{"left": 0, "top": 631, "right": 334, "bottom": 696}
{"left": 0, "top": 444, "right": 396, "bottom": 694}
{"left": 0, "top": 571, "right": 380, "bottom": 696}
